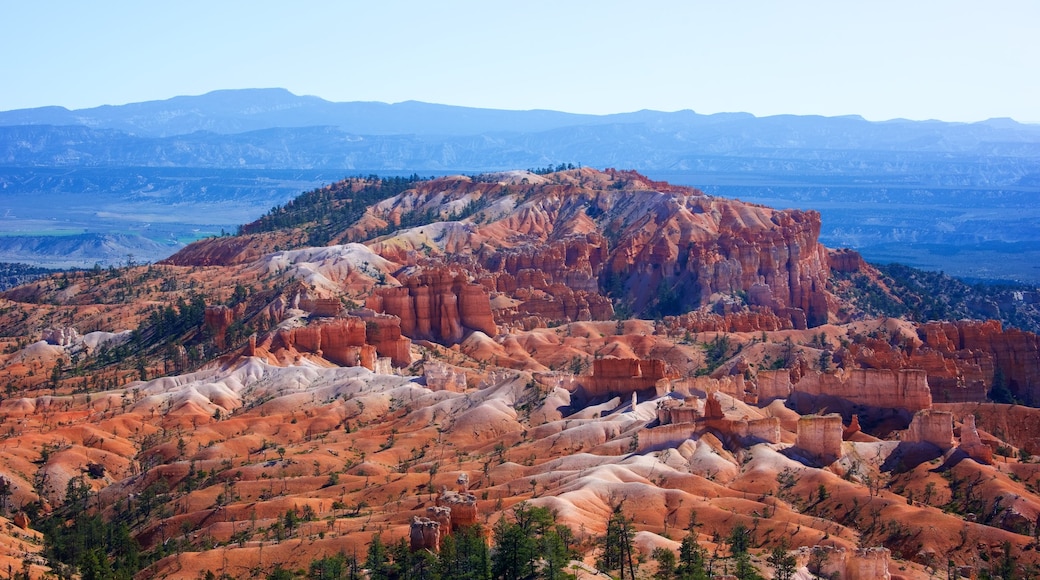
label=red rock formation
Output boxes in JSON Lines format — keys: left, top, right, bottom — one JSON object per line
{"left": 273, "top": 316, "right": 404, "bottom": 370}
{"left": 12, "top": 512, "right": 29, "bottom": 530}
{"left": 843, "top": 414, "right": 862, "bottom": 439}
{"left": 958, "top": 414, "right": 993, "bottom": 464}
{"left": 204, "top": 305, "right": 236, "bottom": 350}
{"left": 828, "top": 248, "right": 868, "bottom": 273}
{"left": 795, "top": 546, "right": 891, "bottom": 580}
{"left": 438, "top": 490, "right": 478, "bottom": 531}
{"left": 584, "top": 357, "right": 674, "bottom": 399}
{"left": 796, "top": 414, "right": 844, "bottom": 464}
{"left": 921, "top": 320, "right": 1040, "bottom": 404}
{"left": 904, "top": 410, "right": 954, "bottom": 450}
{"left": 639, "top": 423, "right": 697, "bottom": 452}
{"left": 483, "top": 233, "right": 606, "bottom": 295}
{"left": 704, "top": 392, "right": 724, "bottom": 420}
{"left": 657, "top": 397, "right": 701, "bottom": 425}
{"left": 847, "top": 320, "right": 1040, "bottom": 405}
{"left": 298, "top": 298, "right": 343, "bottom": 317}
{"left": 941, "top": 403, "right": 1040, "bottom": 456}
{"left": 602, "top": 194, "right": 831, "bottom": 327}
{"left": 425, "top": 361, "right": 468, "bottom": 392}
{"left": 370, "top": 268, "right": 496, "bottom": 345}
{"left": 357, "top": 310, "right": 412, "bottom": 367}
{"left": 774, "top": 368, "right": 932, "bottom": 411}
{"left": 410, "top": 515, "right": 442, "bottom": 551}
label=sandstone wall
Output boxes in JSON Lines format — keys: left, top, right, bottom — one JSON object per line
{"left": 904, "top": 410, "right": 954, "bottom": 450}
{"left": 370, "top": 268, "right": 497, "bottom": 345}
{"left": 483, "top": 233, "right": 606, "bottom": 296}
{"left": 603, "top": 194, "right": 831, "bottom": 327}
{"left": 796, "top": 546, "right": 891, "bottom": 580}
{"left": 425, "top": 362, "right": 468, "bottom": 392}
{"left": 298, "top": 298, "right": 343, "bottom": 317}
{"left": 638, "top": 423, "right": 697, "bottom": 453}
{"left": 777, "top": 368, "right": 932, "bottom": 411}
{"left": 439, "top": 490, "right": 478, "bottom": 530}
{"left": 958, "top": 414, "right": 993, "bottom": 464}
{"left": 915, "top": 320, "right": 1040, "bottom": 404}
{"left": 410, "top": 515, "right": 442, "bottom": 551}
{"left": 273, "top": 316, "right": 408, "bottom": 371}
{"left": 796, "top": 414, "right": 844, "bottom": 464}
{"left": 584, "top": 358, "right": 673, "bottom": 399}
{"left": 657, "top": 397, "right": 701, "bottom": 425}
{"left": 204, "top": 305, "right": 236, "bottom": 351}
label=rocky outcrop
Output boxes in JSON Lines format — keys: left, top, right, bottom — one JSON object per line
{"left": 919, "top": 320, "right": 1040, "bottom": 405}
{"left": 584, "top": 358, "right": 674, "bottom": 399}
{"left": 795, "top": 546, "right": 890, "bottom": 580}
{"left": 425, "top": 362, "right": 468, "bottom": 392}
{"left": 602, "top": 192, "right": 831, "bottom": 327}
{"left": 438, "top": 490, "right": 478, "bottom": 531}
{"left": 796, "top": 414, "right": 844, "bottom": 464}
{"left": 410, "top": 515, "right": 442, "bottom": 552}
{"left": 672, "top": 376, "right": 754, "bottom": 404}
{"left": 273, "top": 315, "right": 410, "bottom": 370}
{"left": 368, "top": 268, "right": 496, "bottom": 345}
{"left": 666, "top": 308, "right": 794, "bottom": 333}
{"left": 484, "top": 233, "right": 606, "bottom": 296}
{"left": 657, "top": 397, "right": 701, "bottom": 425}
{"left": 828, "top": 248, "right": 868, "bottom": 273}
{"left": 958, "top": 414, "right": 993, "bottom": 464}
{"left": 42, "top": 327, "right": 79, "bottom": 347}
{"left": 12, "top": 512, "right": 29, "bottom": 531}
{"left": 760, "top": 368, "right": 932, "bottom": 411}
{"left": 298, "top": 298, "right": 343, "bottom": 317}
{"left": 843, "top": 414, "right": 862, "bottom": 439}
{"left": 204, "top": 305, "right": 237, "bottom": 351}
{"left": 356, "top": 310, "right": 412, "bottom": 367}
{"left": 903, "top": 410, "right": 954, "bottom": 450}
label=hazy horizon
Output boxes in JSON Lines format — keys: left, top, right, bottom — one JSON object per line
{"left": 3, "top": 86, "right": 1038, "bottom": 127}
{"left": 3, "top": 1, "right": 1038, "bottom": 124}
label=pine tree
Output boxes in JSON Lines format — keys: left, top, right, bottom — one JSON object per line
{"left": 599, "top": 504, "right": 636, "bottom": 580}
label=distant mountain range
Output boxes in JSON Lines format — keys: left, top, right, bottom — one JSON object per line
{"left": 0, "top": 88, "right": 1038, "bottom": 281}
{"left": 2, "top": 88, "right": 1040, "bottom": 171}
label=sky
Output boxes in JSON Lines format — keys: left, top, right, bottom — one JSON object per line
{"left": 3, "top": 1, "right": 1038, "bottom": 123}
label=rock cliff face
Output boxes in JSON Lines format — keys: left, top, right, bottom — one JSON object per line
{"left": 758, "top": 368, "right": 932, "bottom": 411}
{"left": 410, "top": 515, "right": 442, "bottom": 551}
{"left": 918, "top": 320, "right": 1040, "bottom": 405}
{"left": 204, "top": 305, "right": 237, "bottom": 351}
{"left": 584, "top": 357, "right": 674, "bottom": 399}
{"left": 903, "top": 410, "right": 954, "bottom": 450}
{"left": 599, "top": 186, "right": 831, "bottom": 326}
{"left": 270, "top": 315, "right": 410, "bottom": 369}
{"left": 796, "top": 414, "right": 844, "bottom": 464}
{"left": 343, "top": 169, "right": 838, "bottom": 330}
{"left": 438, "top": 490, "right": 478, "bottom": 531}
{"left": 657, "top": 397, "right": 701, "bottom": 424}
{"left": 958, "top": 414, "right": 994, "bottom": 464}
{"left": 367, "top": 267, "right": 496, "bottom": 345}
{"left": 275, "top": 318, "right": 376, "bottom": 369}
{"left": 796, "top": 546, "right": 891, "bottom": 580}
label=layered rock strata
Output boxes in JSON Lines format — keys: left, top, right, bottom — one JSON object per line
{"left": 796, "top": 414, "right": 844, "bottom": 464}
{"left": 904, "top": 410, "right": 954, "bottom": 450}
{"left": 757, "top": 368, "right": 932, "bottom": 411}
{"left": 368, "top": 268, "right": 496, "bottom": 345}
{"left": 584, "top": 357, "right": 674, "bottom": 399}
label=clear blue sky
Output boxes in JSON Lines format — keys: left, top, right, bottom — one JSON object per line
{"left": 3, "top": 1, "right": 1038, "bottom": 122}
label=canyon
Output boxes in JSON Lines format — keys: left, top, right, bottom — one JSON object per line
{"left": 0, "top": 169, "right": 1036, "bottom": 578}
